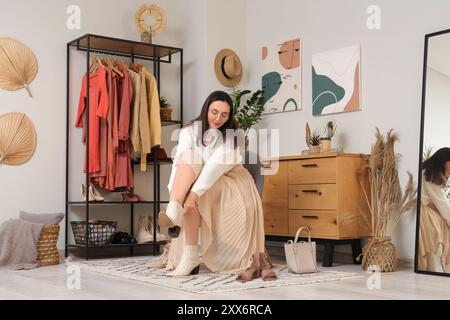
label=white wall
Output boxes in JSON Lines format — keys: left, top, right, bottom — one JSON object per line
{"left": 424, "top": 67, "right": 450, "bottom": 151}
{"left": 0, "top": 0, "right": 207, "bottom": 249}
{"left": 245, "top": 0, "right": 450, "bottom": 260}
{"left": 206, "top": 0, "right": 247, "bottom": 92}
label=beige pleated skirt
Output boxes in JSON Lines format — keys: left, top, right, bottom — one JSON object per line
{"left": 166, "top": 164, "right": 266, "bottom": 274}
{"left": 418, "top": 203, "right": 449, "bottom": 270}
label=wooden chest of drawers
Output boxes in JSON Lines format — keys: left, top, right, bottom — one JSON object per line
{"left": 262, "top": 153, "right": 370, "bottom": 240}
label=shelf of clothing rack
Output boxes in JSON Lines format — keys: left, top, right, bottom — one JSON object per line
{"left": 65, "top": 34, "right": 183, "bottom": 260}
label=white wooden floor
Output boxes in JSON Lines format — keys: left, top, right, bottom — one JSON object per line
{"left": 1, "top": 256, "right": 450, "bottom": 300}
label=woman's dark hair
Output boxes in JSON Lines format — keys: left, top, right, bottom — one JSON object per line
{"left": 422, "top": 147, "right": 450, "bottom": 186}
{"left": 185, "top": 90, "right": 242, "bottom": 148}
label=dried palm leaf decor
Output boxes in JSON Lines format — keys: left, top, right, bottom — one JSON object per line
{"left": 0, "top": 37, "right": 38, "bottom": 97}
{"left": 357, "top": 128, "right": 417, "bottom": 272}
{"left": 0, "top": 112, "right": 37, "bottom": 165}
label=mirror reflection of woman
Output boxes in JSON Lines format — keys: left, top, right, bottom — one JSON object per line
{"left": 419, "top": 147, "right": 450, "bottom": 272}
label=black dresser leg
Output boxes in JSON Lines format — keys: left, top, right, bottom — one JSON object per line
{"left": 351, "top": 239, "right": 362, "bottom": 264}
{"left": 323, "top": 241, "right": 335, "bottom": 267}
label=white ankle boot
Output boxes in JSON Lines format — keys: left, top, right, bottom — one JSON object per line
{"left": 159, "top": 201, "right": 183, "bottom": 227}
{"left": 168, "top": 244, "right": 200, "bottom": 276}
{"left": 136, "top": 216, "right": 153, "bottom": 243}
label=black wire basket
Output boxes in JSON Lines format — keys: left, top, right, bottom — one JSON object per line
{"left": 70, "top": 220, "right": 117, "bottom": 246}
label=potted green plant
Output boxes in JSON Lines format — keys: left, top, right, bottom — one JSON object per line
{"left": 309, "top": 132, "right": 321, "bottom": 153}
{"left": 159, "top": 96, "right": 172, "bottom": 121}
{"left": 320, "top": 120, "right": 337, "bottom": 152}
{"left": 229, "top": 87, "right": 265, "bottom": 146}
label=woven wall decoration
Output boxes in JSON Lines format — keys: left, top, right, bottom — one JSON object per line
{"left": 0, "top": 37, "right": 38, "bottom": 98}
{"left": 134, "top": 3, "right": 167, "bottom": 43}
{"left": 0, "top": 112, "right": 37, "bottom": 165}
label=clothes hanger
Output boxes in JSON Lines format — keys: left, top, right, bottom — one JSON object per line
{"left": 128, "top": 63, "right": 143, "bottom": 73}
{"left": 89, "top": 56, "right": 99, "bottom": 73}
{"left": 97, "top": 57, "right": 105, "bottom": 66}
{"left": 106, "top": 58, "right": 124, "bottom": 77}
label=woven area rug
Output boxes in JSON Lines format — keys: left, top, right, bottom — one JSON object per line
{"left": 73, "top": 256, "right": 362, "bottom": 294}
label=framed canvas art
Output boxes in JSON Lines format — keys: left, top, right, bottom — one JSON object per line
{"left": 262, "top": 38, "right": 301, "bottom": 114}
{"left": 312, "top": 44, "right": 361, "bottom": 116}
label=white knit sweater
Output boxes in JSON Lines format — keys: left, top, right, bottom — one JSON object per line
{"left": 167, "top": 123, "right": 243, "bottom": 197}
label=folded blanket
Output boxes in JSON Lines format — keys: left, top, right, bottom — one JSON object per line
{"left": 0, "top": 218, "right": 44, "bottom": 270}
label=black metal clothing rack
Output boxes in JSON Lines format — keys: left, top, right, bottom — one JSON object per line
{"left": 65, "top": 34, "right": 183, "bottom": 259}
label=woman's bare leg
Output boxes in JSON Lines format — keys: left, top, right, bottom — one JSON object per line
{"left": 169, "top": 161, "right": 201, "bottom": 245}
{"left": 169, "top": 163, "right": 196, "bottom": 204}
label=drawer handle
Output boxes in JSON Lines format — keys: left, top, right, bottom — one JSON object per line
{"left": 302, "top": 215, "right": 318, "bottom": 220}
{"left": 302, "top": 164, "right": 318, "bottom": 168}
{"left": 302, "top": 190, "right": 322, "bottom": 195}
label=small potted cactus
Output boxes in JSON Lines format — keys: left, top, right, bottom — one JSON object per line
{"left": 159, "top": 96, "right": 172, "bottom": 121}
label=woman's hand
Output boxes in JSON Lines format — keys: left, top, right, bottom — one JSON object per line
{"left": 183, "top": 191, "right": 199, "bottom": 215}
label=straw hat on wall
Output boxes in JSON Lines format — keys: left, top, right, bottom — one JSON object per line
{"left": 214, "top": 48, "right": 243, "bottom": 87}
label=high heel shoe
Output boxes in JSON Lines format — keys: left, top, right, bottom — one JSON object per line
{"left": 168, "top": 244, "right": 200, "bottom": 276}
{"left": 168, "top": 226, "right": 181, "bottom": 238}
{"left": 259, "top": 252, "right": 277, "bottom": 281}
{"left": 136, "top": 215, "right": 153, "bottom": 243}
{"left": 236, "top": 254, "right": 261, "bottom": 282}
{"left": 89, "top": 183, "right": 104, "bottom": 201}
{"left": 159, "top": 201, "right": 183, "bottom": 228}
{"left": 80, "top": 184, "right": 87, "bottom": 201}
{"left": 80, "top": 183, "right": 103, "bottom": 202}
{"left": 121, "top": 191, "right": 145, "bottom": 202}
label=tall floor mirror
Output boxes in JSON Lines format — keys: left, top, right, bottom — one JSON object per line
{"left": 416, "top": 29, "right": 450, "bottom": 276}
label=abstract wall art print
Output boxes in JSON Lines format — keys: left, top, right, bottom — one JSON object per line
{"left": 261, "top": 38, "right": 301, "bottom": 114}
{"left": 312, "top": 44, "right": 361, "bottom": 116}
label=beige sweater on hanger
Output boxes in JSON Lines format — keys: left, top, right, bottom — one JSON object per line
{"left": 133, "top": 68, "right": 162, "bottom": 172}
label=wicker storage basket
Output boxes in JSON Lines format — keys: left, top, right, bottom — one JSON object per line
{"left": 71, "top": 220, "right": 117, "bottom": 246}
{"left": 160, "top": 107, "right": 172, "bottom": 121}
{"left": 36, "top": 224, "right": 60, "bottom": 267}
{"left": 362, "top": 237, "right": 397, "bottom": 272}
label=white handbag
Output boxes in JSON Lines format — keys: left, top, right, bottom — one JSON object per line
{"left": 284, "top": 226, "right": 317, "bottom": 274}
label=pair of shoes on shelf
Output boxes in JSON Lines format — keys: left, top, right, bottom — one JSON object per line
{"left": 136, "top": 215, "right": 169, "bottom": 243}
{"left": 121, "top": 191, "right": 144, "bottom": 202}
{"left": 236, "top": 252, "right": 277, "bottom": 282}
{"left": 111, "top": 231, "right": 137, "bottom": 244}
{"left": 167, "top": 244, "right": 200, "bottom": 276}
{"left": 80, "top": 183, "right": 104, "bottom": 202}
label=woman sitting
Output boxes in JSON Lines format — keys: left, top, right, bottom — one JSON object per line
{"left": 419, "top": 147, "right": 450, "bottom": 272}
{"left": 151, "top": 90, "right": 275, "bottom": 281}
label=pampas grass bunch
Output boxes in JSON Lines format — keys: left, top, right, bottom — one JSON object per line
{"left": 358, "top": 128, "right": 417, "bottom": 238}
